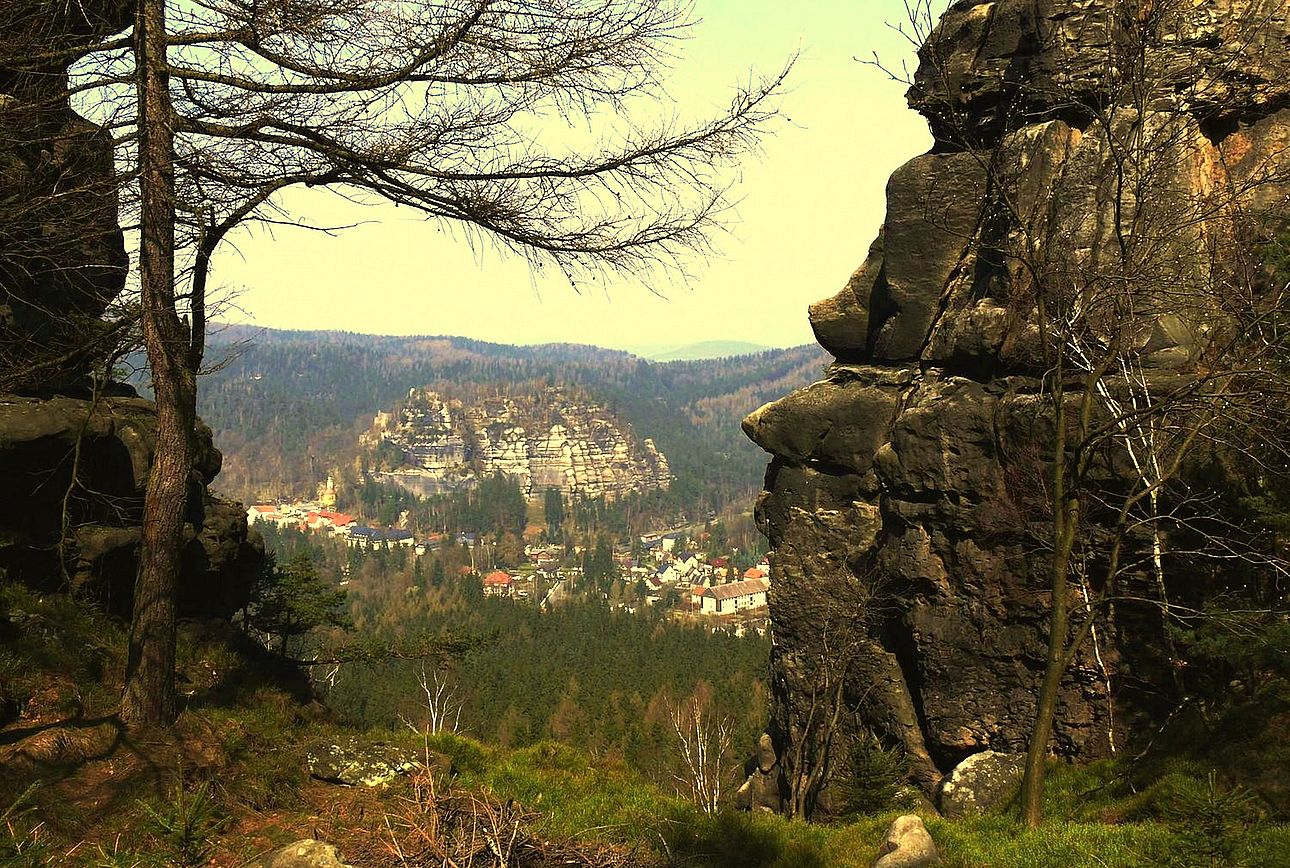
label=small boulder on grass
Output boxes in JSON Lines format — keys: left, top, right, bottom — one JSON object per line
{"left": 937, "top": 750, "right": 1025, "bottom": 818}
{"left": 254, "top": 839, "right": 352, "bottom": 867}
{"left": 872, "top": 815, "right": 939, "bottom": 868}
{"left": 306, "top": 737, "right": 423, "bottom": 787}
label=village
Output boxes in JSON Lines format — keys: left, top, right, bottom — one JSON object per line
{"left": 246, "top": 492, "right": 772, "bottom": 632}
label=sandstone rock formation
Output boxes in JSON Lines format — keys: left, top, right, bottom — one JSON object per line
{"left": 743, "top": 0, "right": 1289, "bottom": 813}
{"left": 0, "top": 394, "right": 263, "bottom": 618}
{"left": 1, "top": 1, "right": 132, "bottom": 393}
{"left": 0, "top": 1, "right": 262, "bottom": 617}
{"left": 370, "top": 386, "right": 671, "bottom": 500}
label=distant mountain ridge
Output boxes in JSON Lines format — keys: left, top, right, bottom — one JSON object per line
{"left": 196, "top": 324, "right": 829, "bottom": 519}
{"left": 642, "top": 340, "right": 773, "bottom": 362}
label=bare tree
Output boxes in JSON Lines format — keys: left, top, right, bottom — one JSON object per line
{"left": 879, "top": 0, "right": 1290, "bottom": 825}
{"left": 57, "top": 0, "right": 787, "bottom": 724}
{"left": 669, "top": 684, "right": 734, "bottom": 814}
{"left": 403, "top": 664, "right": 464, "bottom": 736}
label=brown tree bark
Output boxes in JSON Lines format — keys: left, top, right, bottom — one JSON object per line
{"left": 121, "top": 0, "right": 192, "bottom": 727}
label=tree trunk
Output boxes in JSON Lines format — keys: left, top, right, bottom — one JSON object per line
{"left": 122, "top": 0, "right": 191, "bottom": 728}
{"left": 1020, "top": 369, "right": 1081, "bottom": 827}
{"left": 1020, "top": 507, "right": 1077, "bottom": 826}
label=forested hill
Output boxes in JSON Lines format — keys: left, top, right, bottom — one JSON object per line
{"left": 197, "top": 324, "right": 829, "bottom": 515}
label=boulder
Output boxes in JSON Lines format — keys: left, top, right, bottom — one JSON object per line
{"left": 253, "top": 840, "right": 353, "bottom": 868}
{"left": 872, "top": 815, "right": 939, "bottom": 868}
{"left": 937, "top": 751, "right": 1025, "bottom": 819}
{"left": 306, "top": 737, "right": 426, "bottom": 787}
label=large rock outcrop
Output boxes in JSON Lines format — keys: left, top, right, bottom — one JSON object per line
{"left": 368, "top": 386, "right": 671, "bottom": 500}
{"left": 744, "top": 0, "right": 1289, "bottom": 812}
{"left": 0, "top": 1, "right": 262, "bottom": 617}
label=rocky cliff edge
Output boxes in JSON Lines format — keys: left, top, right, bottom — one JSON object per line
{"left": 0, "top": 1, "right": 262, "bottom": 619}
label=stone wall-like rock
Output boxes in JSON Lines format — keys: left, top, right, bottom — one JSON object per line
{"left": 744, "top": 0, "right": 1290, "bottom": 813}
{"left": 0, "top": 394, "right": 263, "bottom": 618}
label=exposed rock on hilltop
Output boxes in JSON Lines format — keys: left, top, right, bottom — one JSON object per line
{"left": 743, "top": 0, "right": 1289, "bottom": 811}
{"left": 368, "top": 386, "right": 670, "bottom": 500}
{"left": 0, "top": 1, "right": 262, "bottom": 616}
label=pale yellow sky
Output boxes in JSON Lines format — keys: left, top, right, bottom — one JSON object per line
{"left": 212, "top": 1, "right": 934, "bottom": 352}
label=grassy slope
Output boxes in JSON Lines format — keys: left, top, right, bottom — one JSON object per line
{"left": 3, "top": 585, "right": 1289, "bottom": 868}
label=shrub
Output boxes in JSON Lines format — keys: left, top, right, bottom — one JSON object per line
{"left": 138, "top": 781, "right": 227, "bottom": 867}
{"left": 830, "top": 732, "right": 913, "bottom": 817}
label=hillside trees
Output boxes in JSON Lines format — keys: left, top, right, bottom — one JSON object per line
{"left": 895, "top": 0, "right": 1290, "bottom": 825}
{"left": 60, "top": 0, "right": 787, "bottom": 724}
{"left": 244, "top": 551, "right": 350, "bottom": 656}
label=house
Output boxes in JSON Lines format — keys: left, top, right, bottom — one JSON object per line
{"left": 742, "top": 567, "right": 766, "bottom": 581}
{"left": 246, "top": 504, "right": 282, "bottom": 525}
{"left": 700, "top": 577, "right": 770, "bottom": 615}
{"left": 384, "top": 528, "right": 415, "bottom": 548}
{"left": 305, "top": 510, "right": 355, "bottom": 532}
{"left": 483, "top": 570, "right": 515, "bottom": 597}
{"left": 674, "top": 551, "right": 700, "bottom": 577}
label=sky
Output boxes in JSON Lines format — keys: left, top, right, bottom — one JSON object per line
{"left": 212, "top": 1, "right": 935, "bottom": 354}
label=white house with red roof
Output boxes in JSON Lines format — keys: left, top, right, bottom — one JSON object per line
{"left": 482, "top": 570, "right": 515, "bottom": 597}
{"left": 700, "top": 577, "right": 770, "bottom": 615}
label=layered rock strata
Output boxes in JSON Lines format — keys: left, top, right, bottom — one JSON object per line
{"left": 0, "top": 1, "right": 262, "bottom": 617}
{"left": 371, "top": 387, "right": 671, "bottom": 500}
{"left": 742, "top": 0, "right": 1289, "bottom": 812}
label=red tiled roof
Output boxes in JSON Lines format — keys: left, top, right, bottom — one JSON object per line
{"left": 743, "top": 568, "right": 766, "bottom": 580}
{"left": 483, "top": 570, "right": 514, "bottom": 586}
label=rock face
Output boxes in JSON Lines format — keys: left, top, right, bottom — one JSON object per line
{"left": 369, "top": 386, "right": 671, "bottom": 500}
{"left": 0, "top": 387, "right": 263, "bottom": 620}
{"left": 0, "top": 2, "right": 262, "bottom": 617}
{"left": 743, "top": 0, "right": 1289, "bottom": 812}
{"left": 0, "top": 1, "right": 132, "bottom": 393}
